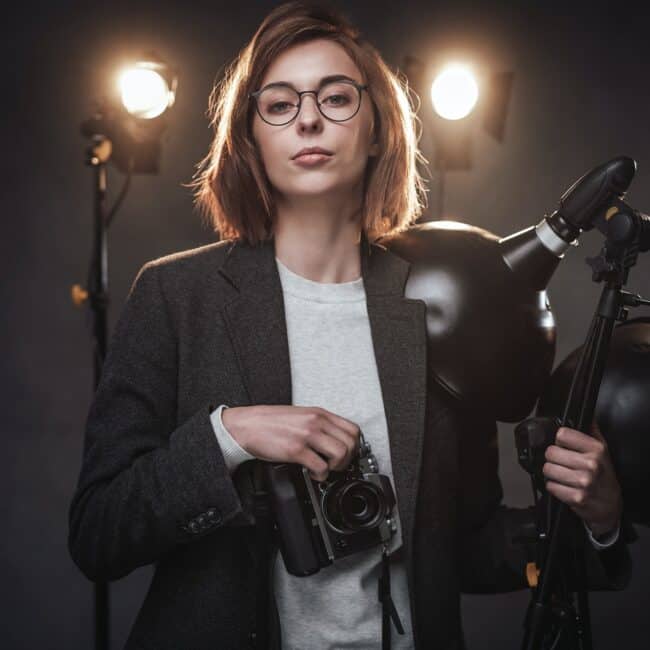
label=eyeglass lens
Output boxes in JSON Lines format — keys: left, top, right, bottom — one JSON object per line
{"left": 256, "top": 81, "right": 361, "bottom": 125}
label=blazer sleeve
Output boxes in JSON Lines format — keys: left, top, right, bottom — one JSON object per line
{"left": 68, "top": 261, "right": 255, "bottom": 583}
{"left": 456, "top": 406, "right": 634, "bottom": 594}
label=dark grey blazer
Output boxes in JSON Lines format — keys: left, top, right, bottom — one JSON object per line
{"left": 68, "top": 235, "right": 632, "bottom": 650}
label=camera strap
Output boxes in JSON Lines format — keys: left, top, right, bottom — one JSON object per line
{"left": 378, "top": 544, "right": 404, "bottom": 649}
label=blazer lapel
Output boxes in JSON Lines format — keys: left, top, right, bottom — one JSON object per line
{"left": 218, "top": 238, "right": 293, "bottom": 408}
{"left": 217, "top": 235, "right": 428, "bottom": 566}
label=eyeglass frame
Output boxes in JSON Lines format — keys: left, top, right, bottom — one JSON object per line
{"left": 249, "top": 79, "right": 369, "bottom": 126}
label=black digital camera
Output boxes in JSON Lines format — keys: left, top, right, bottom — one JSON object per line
{"left": 261, "top": 433, "right": 398, "bottom": 576}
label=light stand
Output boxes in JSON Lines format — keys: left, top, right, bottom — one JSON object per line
{"left": 71, "top": 52, "right": 177, "bottom": 650}
{"left": 516, "top": 185, "right": 650, "bottom": 650}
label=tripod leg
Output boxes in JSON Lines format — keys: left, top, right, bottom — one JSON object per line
{"left": 572, "top": 530, "right": 593, "bottom": 650}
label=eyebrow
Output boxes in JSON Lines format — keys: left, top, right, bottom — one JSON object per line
{"left": 259, "top": 74, "right": 360, "bottom": 92}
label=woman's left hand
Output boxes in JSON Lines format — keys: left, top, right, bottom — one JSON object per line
{"left": 542, "top": 421, "right": 623, "bottom": 539}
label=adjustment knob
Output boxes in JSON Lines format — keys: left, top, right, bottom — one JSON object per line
{"left": 71, "top": 284, "right": 89, "bottom": 306}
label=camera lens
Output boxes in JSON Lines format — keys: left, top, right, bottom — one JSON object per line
{"left": 321, "top": 479, "right": 386, "bottom": 533}
{"left": 350, "top": 495, "right": 366, "bottom": 515}
{"left": 341, "top": 484, "right": 380, "bottom": 527}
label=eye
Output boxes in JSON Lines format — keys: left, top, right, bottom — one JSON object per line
{"left": 322, "top": 93, "right": 350, "bottom": 106}
{"left": 269, "top": 101, "right": 293, "bottom": 113}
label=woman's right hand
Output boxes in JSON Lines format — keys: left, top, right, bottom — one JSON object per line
{"left": 221, "top": 405, "right": 361, "bottom": 482}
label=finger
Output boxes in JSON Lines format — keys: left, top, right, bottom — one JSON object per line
{"left": 313, "top": 406, "right": 361, "bottom": 439}
{"left": 544, "top": 444, "right": 597, "bottom": 472}
{"left": 543, "top": 462, "right": 592, "bottom": 490}
{"left": 545, "top": 480, "right": 588, "bottom": 513}
{"left": 309, "top": 407, "right": 361, "bottom": 460}
{"left": 298, "top": 448, "right": 331, "bottom": 482}
{"left": 305, "top": 430, "right": 350, "bottom": 471}
{"left": 555, "top": 427, "right": 602, "bottom": 453}
{"left": 319, "top": 419, "right": 359, "bottom": 466}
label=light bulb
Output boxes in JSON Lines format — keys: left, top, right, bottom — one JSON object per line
{"left": 430, "top": 64, "right": 479, "bottom": 121}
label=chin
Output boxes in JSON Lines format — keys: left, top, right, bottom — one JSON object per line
{"left": 279, "top": 178, "right": 343, "bottom": 198}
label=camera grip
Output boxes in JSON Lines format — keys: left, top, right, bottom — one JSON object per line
{"left": 262, "top": 462, "right": 323, "bottom": 576}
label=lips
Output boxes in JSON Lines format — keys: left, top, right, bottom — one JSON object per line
{"left": 292, "top": 147, "right": 333, "bottom": 160}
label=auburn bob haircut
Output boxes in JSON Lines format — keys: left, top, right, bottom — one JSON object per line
{"left": 188, "top": 0, "right": 429, "bottom": 246}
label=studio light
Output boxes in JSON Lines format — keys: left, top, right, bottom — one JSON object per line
{"left": 430, "top": 63, "right": 479, "bottom": 121}
{"left": 403, "top": 54, "right": 514, "bottom": 218}
{"left": 117, "top": 60, "right": 177, "bottom": 119}
{"left": 81, "top": 52, "right": 178, "bottom": 174}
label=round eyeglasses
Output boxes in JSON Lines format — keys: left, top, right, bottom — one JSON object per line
{"left": 249, "top": 79, "right": 368, "bottom": 126}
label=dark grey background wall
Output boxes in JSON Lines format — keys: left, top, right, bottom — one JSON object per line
{"left": 2, "top": 1, "right": 648, "bottom": 648}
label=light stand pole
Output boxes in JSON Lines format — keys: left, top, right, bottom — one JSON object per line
{"left": 88, "top": 137, "right": 111, "bottom": 650}
{"left": 70, "top": 133, "right": 113, "bottom": 650}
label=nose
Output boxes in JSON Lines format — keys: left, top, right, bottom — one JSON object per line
{"left": 296, "top": 92, "right": 323, "bottom": 132}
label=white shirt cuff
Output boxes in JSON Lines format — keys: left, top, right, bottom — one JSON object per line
{"left": 583, "top": 518, "right": 620, "bottom": 549}
{"left": 210, "top": 404, "right": 256, "bottom": 474}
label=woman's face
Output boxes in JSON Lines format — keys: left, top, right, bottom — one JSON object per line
{"left": 251, "top": 38, "right": 379, "bottom": 205}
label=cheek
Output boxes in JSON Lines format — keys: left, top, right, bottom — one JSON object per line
{"left": 340, "top": 126, "right": 375, "bottom": 170}
{"left": 252, "top": 119, "right": 275, "bottom": 163}
{"left": 254, "top": 126, "right": 290, "bottom": 168}
{"left": 259, "top": 145, "right": 288, "bottom": 185}
{"left": 357, "top": 98, "right": 376, "bottom": 142}
{"left": 345, "top": 113, "right": 376, "bottom": 162}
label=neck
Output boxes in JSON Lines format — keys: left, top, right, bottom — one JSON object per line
{"left": 272, "top": 194, "right": 363, "bottom": 283}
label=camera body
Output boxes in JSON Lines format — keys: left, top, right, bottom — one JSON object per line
{"left": 262, "top": 434, "right": 398, "bottom": 576}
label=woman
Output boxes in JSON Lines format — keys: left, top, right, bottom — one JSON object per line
{"left": 68, "top": 2, "right": 629, "bottom": 649}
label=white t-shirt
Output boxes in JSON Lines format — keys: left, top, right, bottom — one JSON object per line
{"left": 212, "top": 255, "right": 414, "bottom": 649}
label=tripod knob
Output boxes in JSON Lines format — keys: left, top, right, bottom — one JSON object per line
{"left": 526, "top": 561, "right": 540, "bottom": 588}
{"left": 71, "top": 284, "right": 89, "bottom": 306}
